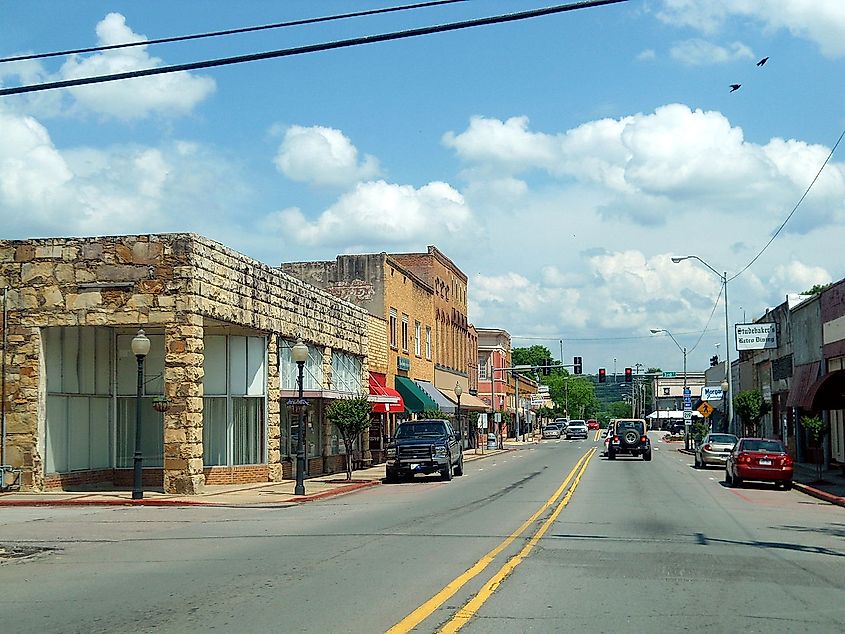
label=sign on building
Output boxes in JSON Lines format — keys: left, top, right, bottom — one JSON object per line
{"left": 735, "top": 323, "right": 777, "bottom": 350}
{"left": 701, "top": 386, "right": 724, "bottom": 401}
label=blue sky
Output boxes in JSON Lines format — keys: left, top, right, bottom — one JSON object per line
{"left": 2, "top": 0, "right": 845, "bottom": 375}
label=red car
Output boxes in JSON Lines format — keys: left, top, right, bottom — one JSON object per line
{"left": 725, "top": 438, "right": 793, "bottom": 490}
{"left": 587, "top": 419, "right": 600, "bottom": 430}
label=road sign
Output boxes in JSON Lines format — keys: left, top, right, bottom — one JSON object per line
{"left": 683, "top": 410, "right": 692, "bottom": 422}
{"left": 683, "top": 387, "right": 691, "bottom": 397}
{"left": 701, "top": 386, "right": 724, "bottom": 401}
{"left": 663, "top": 372, "right": 676, "bottom": 378}
{"left": 698, "top": 402, "right": 715, "bottom": 417}
{"left": 478, "top": 414, "right": 488, "bottom": 428}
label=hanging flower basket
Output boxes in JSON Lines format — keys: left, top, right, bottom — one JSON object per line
{"left": 151, "top": 396, "right": 171, "bottom": 413}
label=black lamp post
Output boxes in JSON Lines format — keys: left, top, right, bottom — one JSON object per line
{"left": 454, "top": 382, "right": 463, "bottom": 448}
{"left": 291, "top": 339, "right": 309, "bottom": 496}
{"left": 130, "top": 329, "right": 150, "bottom": 500}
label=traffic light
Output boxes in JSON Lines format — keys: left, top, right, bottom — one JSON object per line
{"left": 543, "top": 359, "right": 551, "bottom": 376}
{"left": 710, "top": 355, "right": 719, "bottom": 367}
{"left": 573, "top": 356, "right": 582, "bottom": 375}
{"left": 598, "top": 368, "right": 606, "bottom": 383}
{"left": 625, "top": 367, "right": 632, "bottom": 382}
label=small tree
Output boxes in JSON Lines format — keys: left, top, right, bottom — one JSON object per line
{"left": 733, "top": 390, "right": 771, "bottom": 437}
{"left": 325, "top": 395, "right": 372, "bottom": 481}
{"left": 691, "top": 419, "right": 710, "bottom": 445}
{"left": 802, "top": 415, "right": 827, "bottom": 482}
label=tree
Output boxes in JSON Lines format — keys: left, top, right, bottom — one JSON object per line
{"left": 512, "top": 346, "right": 554, "bottom": 372}
{"left": 733, "top": 390, "right": 771, "bottom": 437}
{"left": 325, "top": 395, "right": 372, "bottom": 481}
{"left": 607, "top": 401, "right": 631, "bottom": 419}
{"left": 802, "top": 283, "right": 832, "bottom": 295}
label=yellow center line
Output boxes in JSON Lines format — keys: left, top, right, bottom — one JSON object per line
{"left": 386, "top": 448, "right": 593, "bottom": 634}
{"left": 593, "top": 429, "right": 601, "bottom": 441}
{"left": 439, "top": 447, "right": 597, "bottom": 634}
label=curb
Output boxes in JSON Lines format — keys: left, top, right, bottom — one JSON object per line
{"left": 0, "top": 479, "right": 382, "bottom": 508}
{"left": 793, "top": 482, "right": 845, "bottom": 508}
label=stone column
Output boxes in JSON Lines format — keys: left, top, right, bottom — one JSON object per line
{"left": 163, "top": 315, "right": 205, "bottom": 494}
{"left": 267, "top": 334, "right": 282, "bottom": 482}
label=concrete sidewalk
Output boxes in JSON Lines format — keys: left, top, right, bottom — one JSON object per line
{"left": 0, "top": 446, "right": 511, "bottom": 508}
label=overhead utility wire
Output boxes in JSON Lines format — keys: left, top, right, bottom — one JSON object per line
{"left": 728, "top": 127, "right": 845, "bottom": 283}
{"left": 0, "top": 0, "right": 628, "bottom": 97}
{"left": 687, "top": 284, "right": 724, "bottom": 354}
{"left": 512, "top": 328, "right": 721, "bottom": 343}
{"left": 0, "top": 0, "right": 469, "bottom": 65}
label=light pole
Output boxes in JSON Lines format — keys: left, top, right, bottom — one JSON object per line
{"left": 454, "top": 382, "right": 463, "bottom": 449}
{"left": 672, "top": 255, "right": 733, "bottom": 434}
{"left": 651, "top": 328, "right": 689, "bottom": 449}
{"left": 291, "top": 339, "right": 308, "bottom": 496}
{"left": 721, "top": 379, "right": 730, "bottom": 433}
{"left": 130, "top": 329, "right": 150, "bottom": 500}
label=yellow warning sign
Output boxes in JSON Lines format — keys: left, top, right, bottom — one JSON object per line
{"left": 698, "top": 402, "right": 715, "bottom": 418}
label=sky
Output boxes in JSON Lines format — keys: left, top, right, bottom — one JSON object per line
{"left": 2, "top": 0, "right": 845, "bottom": 377}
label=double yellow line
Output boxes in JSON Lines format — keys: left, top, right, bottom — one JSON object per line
{"left": 387, "top": 446, "right": 597, "bottom": 634}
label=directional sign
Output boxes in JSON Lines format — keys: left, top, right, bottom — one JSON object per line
{"left": 663, "top": 372, "right": 677, "bottom": 378}
{"left": 698, "top": 402, "right": 715, "bottom": 418}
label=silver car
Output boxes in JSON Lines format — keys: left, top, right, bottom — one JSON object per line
{"left": 694, "top": 433, "right": 738, "bottom": 468}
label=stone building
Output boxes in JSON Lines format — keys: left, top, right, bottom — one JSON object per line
{"left": 0, "top": 234, "right": 369, "bottom": 493}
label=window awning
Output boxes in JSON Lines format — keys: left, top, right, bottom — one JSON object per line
{"left": 415, "top": 380, "right": 456, "bottom": 413}
{"left": 786, "top": 361, "right": 820, "bottom": 409}
{"left": 394, "top": 376, "right": 439, "bottom": 413}
{"left": 439, "top": 389, "right": 490, "bottom": 411}
{"left": 368, "top": 372, "right": 403, "bottom": 414}
{"left": 801, "top": 368, "right": 845, "bottom": 411}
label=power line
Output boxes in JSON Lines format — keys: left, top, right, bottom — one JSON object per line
{"left": 0, "top": 0, "right": 469, "bottom": 65}
{"left": 0, "top": 0, "right": 628, "bottom": 97}
{"left": 512, "top": 329, "right": 722, "bottom": 343}
{"left": 687, "top": 284, "right": 723, "bottom": 354}
{"left": 729, "top": 127, "right": 845, "bottom": 283}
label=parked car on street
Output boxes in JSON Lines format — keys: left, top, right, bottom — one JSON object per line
{"left": 385, "top": 419, "right": 463, "bottom": 482}
{"left": 542, "top": 423, "right": 562, "bottom": 439}
{"left": 694, "top": 433, "right": 738, "bottom": 468}
{"left": 565, "top": 420, "right": 589, "bottom": 440}
{"left": 725, "top": 438, "right": 793, "bottom": 489}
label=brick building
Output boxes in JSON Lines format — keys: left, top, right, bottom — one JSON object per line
{"left": 0, "top": 234, "right": 369, "bottom": 493}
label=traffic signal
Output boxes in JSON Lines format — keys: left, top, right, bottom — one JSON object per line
{"left": 625, "top": 367, "right": 632, "bottom": 382}
{"left": 710, "top": 355, "right": 719, "bottom": 367}
{"left": 598, "top": 368, "right": 606, "bottom": 383}
{"left": 543, "top": 359, "right": 551, "bottom": 376}
{"left": 573, "top": 356, "right": 582, "bottom": 375}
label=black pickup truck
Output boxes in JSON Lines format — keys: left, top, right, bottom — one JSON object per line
{"left": 385, "top": 419, "right": 464, "bottom": 482}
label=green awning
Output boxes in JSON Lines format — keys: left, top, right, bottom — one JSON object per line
{"left": 395, "top": 376, "right": 439, "bottom": 414}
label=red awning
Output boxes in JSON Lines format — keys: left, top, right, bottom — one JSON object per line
{"left": 368, "top": 372, "right": 404, "bottom": 414}
{"left": 803, "top": 369, "right": 845, "bottom": 411}
{"left": 786, "top": 361, "right": 820, "bottom": 409}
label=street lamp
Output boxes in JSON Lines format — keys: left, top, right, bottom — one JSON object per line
{"left": 454, "top": 382, "right": 463, "bottom": 448}
{"left": 291, "top": 338, "right": 309, "bottom": 496}
{"left": 721, "top": 379, "right": 730, "bottom": 433}
{"left": 130, "top": 329, "right": 150, "bottom": 500}
{"left": 672, "top": 255, "right": 733, "bottom": 434}
{"left": 650, "top": 328, "right": 689, "bottom": 449}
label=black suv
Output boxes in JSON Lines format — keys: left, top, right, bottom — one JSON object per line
{"left": 385, "top": 419, "right": 464, "bottom": 482}
{"left": 607, "top": 419, "right": 652, "bottom": 460}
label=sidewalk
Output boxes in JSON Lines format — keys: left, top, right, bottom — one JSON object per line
{"left": 0, "top": 446, "right": 511, "bottom": 508}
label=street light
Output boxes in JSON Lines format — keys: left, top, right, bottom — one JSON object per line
{"left": 130, "top": 329, "right": 150, "bottom": 500}
{"left": 672, "top": 255, "right": 733, "bottom": 434}
{"left": 291, "top": 338, "right": 309, "bottom": 496}
{"left": 721, "top": 379, "right": 730, "bottom": 433}
{"left": 454, "top": 382, "right": 463, "bottom": 448}
{"left": 650, "top": 328, "right": 689, "bottom": 449}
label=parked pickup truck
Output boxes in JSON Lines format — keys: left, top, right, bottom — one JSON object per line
{"left": 385, "top": 419, "right": 464, "bottom": 482}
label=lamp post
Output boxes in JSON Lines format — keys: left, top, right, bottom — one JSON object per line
{"left": 130, "top": 329, "right": 150, "bottom": 500}
{"left": 454, "top": 382, "right": 463, "bottom": 449}
{"left": 651, "top": 328, "right": 689, "bottom": 449}
{"left": 291, "top": 339, "right": 308, "bottom": 496}
{"left": 672, "top": 255, "right": 733, "bottom": 435}
{"left": 721, "top": 379, "right": 730, "bottom": 434}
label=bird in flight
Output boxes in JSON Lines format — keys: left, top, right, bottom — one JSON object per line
{"left": 756, "top": 56, "right": 769, "bottom": 67}
{"left": 729, "top": 84, "right": 741, "bottom": 92}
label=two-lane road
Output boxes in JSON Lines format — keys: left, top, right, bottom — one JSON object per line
{"left": 1, "top": 435, "right": 843, "bottom": 633}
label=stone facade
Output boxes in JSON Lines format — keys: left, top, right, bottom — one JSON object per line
{"left": 0, "top": 234, "right": 369, "bottom": 493}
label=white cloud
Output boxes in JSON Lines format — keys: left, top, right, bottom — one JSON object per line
{"left": 268, "top": 180, "right": 472, "bottom": 248}
{"left": 769, "top": 261, "right": 832, "bottom": 296}
{"left": 443, "top": 105, "right": 845, "bottom": 231}
{"left": 657, "top": 0, "right": 845, "bottom": 57}
{"left": 274, "top": 125, "right": 380, "bottom": 188}
{"left": 669, "top": 39, "right": 754, "bottom": 65}
{"left": 636, "top": 49, "right": 657, "bottom": 61}
{"left": 56, "top": 13, "right": 215, "bottom": 119}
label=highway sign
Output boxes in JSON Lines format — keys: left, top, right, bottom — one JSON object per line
{"left": 697, "top": 402, "right": 715, "bottom": 417}
{"left": 683, "top": 387, "right": 691, "bottom": 397}
{"left": 683, "top": 410, "right": 692, "bottom": 422}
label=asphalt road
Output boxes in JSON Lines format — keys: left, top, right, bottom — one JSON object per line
{"left": 1, "top": 434, "right": 844, "bottom": 633}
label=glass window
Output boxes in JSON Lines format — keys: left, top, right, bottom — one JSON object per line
{"left": 415, "top": 321, "right": 421, "bottom": 356}
{"left": 389, "top": 309, "right": 398, "bottom": 349}
{"left": 331, "top": 350, "right": 363, "bottom": 394}
{"left": 401, "top": 314, "right": 409, "bottom": 352}
{"left": 425, "top": 326, "right": 432, "bottom": 360}
{"left": 116, "top": 397, "right": 164, "bottom": 468}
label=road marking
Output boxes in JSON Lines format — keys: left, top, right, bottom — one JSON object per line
{"left": 439, "top": 447, "right": 597, "bottom": 633}
{"left": 386, "top": 448, "right": 593, "bottom": 634}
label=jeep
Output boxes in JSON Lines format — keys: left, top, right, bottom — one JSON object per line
{"left": 385, "top": 419, "right": 464, "bottom": 482}
{"left": 607, "top": 418, "right": 652, "bottom": 460}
